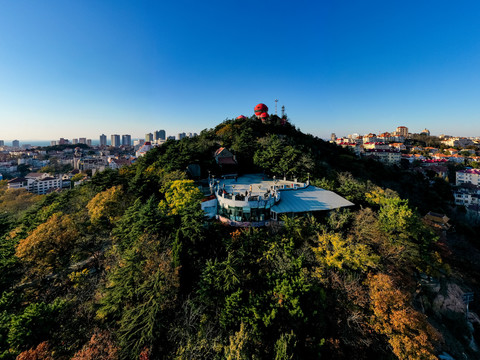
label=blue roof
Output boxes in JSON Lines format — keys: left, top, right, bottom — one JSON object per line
{"left": 271, "top": 186, "right": 354, "bottom": 214}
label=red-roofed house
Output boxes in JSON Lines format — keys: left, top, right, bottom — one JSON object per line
{"left": 215, "top": 147, "right": 237, "bottom": 165}
{"left": 214, "top": 147, "right": 238, "bottom": 174}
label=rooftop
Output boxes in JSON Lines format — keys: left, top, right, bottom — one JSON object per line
{"left": 7, "top": 177, "right": 26, "bottom": 184}
{"left": 271, "top": 186, "right": 354, "bottom": 214}
{"left": 458, "top": 169, "right": 480, "bottom": 175}
{"left": 216, "top": 174, "right": 354, "bottom": 215}
{"left": 217, "top": 173, "right": 306, "bottom": 197}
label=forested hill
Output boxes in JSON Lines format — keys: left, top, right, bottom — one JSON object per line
{"left": 0, "top": 115, "right": 478, "bottom": 359}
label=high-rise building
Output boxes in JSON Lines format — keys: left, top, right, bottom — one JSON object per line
{"left": 111, "top": 134, "right": 121, "bottom": 147}
{"left": 177, "top": 133, "right": 186, "bottom": 140}
{"left": 0, "top": 140, "right": 4, "bottom": 147}
{"left": 331, "top": 133, "right": 336, "bottom": 142}
{"left": 122, "top": 134, "right": 132, "bottom": 146}
{"left": 396, "top": 126, "right": 408, "bottom": 137}
{"left": 72, "top": 138, "right": 78, "bottom": 144}
{"left": 79, "top": 138, "right": 87, "bottom": 144}
{"left": 154, "top": 130, "right": 166, "bottom": 141}
{"left": 100, "top": 134, "right": 107, "bottom": 147}
{"left": 59, "top": 138, "right": 68, "bottom": 145}
{"left": 12, "top": 140, "right": 19, "bottom": 148}
{"left": 87, "top": 139, "right": 92, "bottom": 146}
{"left": 145, "top": 133, "right": 154, "bottom": 142}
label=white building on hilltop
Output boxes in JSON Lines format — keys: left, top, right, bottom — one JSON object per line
{"left": 204, "top": 174, "right": 353, "bottom": 227}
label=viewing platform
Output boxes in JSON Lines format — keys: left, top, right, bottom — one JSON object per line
{"left": 205, "top": 174, "right": 353, "bottom": 227}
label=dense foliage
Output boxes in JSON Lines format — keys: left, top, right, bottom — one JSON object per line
{"left": 0, "top": 116, "right": 478, "bottom": 359}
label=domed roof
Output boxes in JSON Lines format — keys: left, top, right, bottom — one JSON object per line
{"left": 236, "top": 115, "right": 246, "bottom": 119}
{"left": 254, "top": 103, "right": 268, "bottom": 114}
{"left": 259, "top": 112, "right": 269, "bottom": 118}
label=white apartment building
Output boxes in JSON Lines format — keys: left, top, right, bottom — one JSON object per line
{"left": 363, "top": 149, "right": 401, "bottom": 165}
{"left": 363, "top": 142, "right": 390, "bottom": 150}
{"left": 442, "top": 137, "right": 474, "bottom": 148}
{"left": 454, "top": 169, "right": 480, "bottom": 219}
{"left": 7, "top": 172, "right": 63, "bottom": 195}
{"left": 454, "top": 189, "right": 480, "bottom": 207}
{"left": 456, "top": 169, "right": 480, "bottom": 186}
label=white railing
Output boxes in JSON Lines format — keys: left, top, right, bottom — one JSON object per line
{"left": 216, "top": 191, "right": 280, "bottom": 209}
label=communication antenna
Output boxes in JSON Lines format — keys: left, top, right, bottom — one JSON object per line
{"left": 281, "top": 105, "right": 285, "bottom": 117}
{"left": 275, "top": 99, "right": 278, "bottom": 115}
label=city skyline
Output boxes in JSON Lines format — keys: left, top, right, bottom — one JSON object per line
{"left": 2, "top": 1, "right": 480, "bottom": 140}
{"left": 2, "top": 124, "right": 478, "bottom": 147}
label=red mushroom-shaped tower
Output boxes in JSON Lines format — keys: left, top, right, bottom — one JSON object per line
{"left": 259, "top": 112, "right": 269, "bottom": 122}
{"left": 254, "top": 103, "right": 268, "bottom": 115}
{"left": 236, "top": 115, "right": 246, "bottom": 120}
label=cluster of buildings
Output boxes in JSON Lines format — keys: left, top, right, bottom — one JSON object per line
{"left": 1, "top": 144, "right": 135, "bottom": 183}
{"left": 4, "top": 146, "right": 139, "bottom": 194}
{"left": 106, "top": 130, "right": 197, "bottom": 148}
{"left": 0, "top": 128, "right": 199, "bottom": 179}
{"left": 440, "top": 137, "right": 476, "bottom": 148}
{"left": 0, "top": 129, "right": 198, "bottom": 151}
{"left": 333, "top": 126, "right": 480, "bottom": 166}
{"left": 332, "top": 126, "right": 413, "bottom": 165}
{"left": 333, "top": 126, "right": 480, "bottom": 223}
{"left": 51, "top": 137, "right": 92, "bottom": 146}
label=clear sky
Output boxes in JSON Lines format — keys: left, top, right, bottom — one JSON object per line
{"left": 1, "top": 0, "right": 480, "bottom": 142}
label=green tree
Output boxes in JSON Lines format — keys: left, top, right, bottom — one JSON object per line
{"left": 7, "top": 300, "right": 65, "bottom": 353}
{"left": 98, "top": 234, "right": 179, "bottom": 359}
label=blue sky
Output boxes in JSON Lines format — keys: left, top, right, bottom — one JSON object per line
{"left": 1, "top": 0, "right": 480, "bottom": 142}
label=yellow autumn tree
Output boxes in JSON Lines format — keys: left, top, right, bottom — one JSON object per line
{"left": 0, "top": 181, "right": 42, "bottom": 219}
{"left": 164, "top": 180, "right": 203, "bottom": 215}
{"left": 16, "top": 212, "right": 79, "bottom": 275}
{"left": 224, "top": 322, "right": 250, "bottom": 360}
{"left": 312, "top": 232, "right": 379, "bottom": 279}
{"left": 367, "top": 273, "right": 439, "bottom": 360}
{"left": 86, "top": 185, "right": 127, "bottom": 226}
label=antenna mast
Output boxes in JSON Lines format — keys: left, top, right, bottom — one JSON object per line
{"left": 275, "top": 99, "right": 278, "bottom": 115}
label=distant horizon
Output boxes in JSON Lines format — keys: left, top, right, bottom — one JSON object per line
{"left": 2, "top": 125, "right": 479, "bottom": 147}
